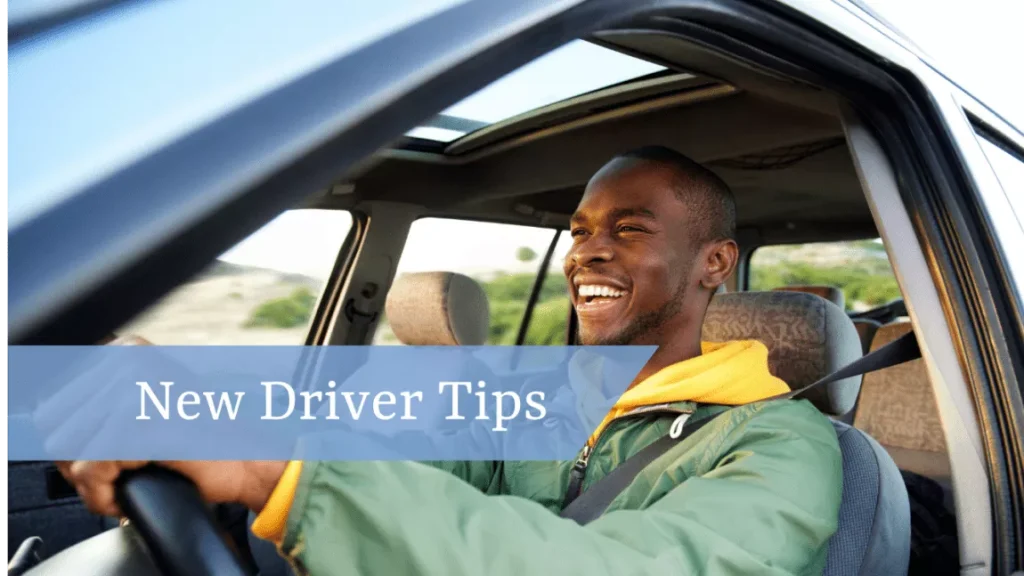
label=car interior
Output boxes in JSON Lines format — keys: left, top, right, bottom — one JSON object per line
{"left": 9, "top": 29, "right": 970, "bottom": 576}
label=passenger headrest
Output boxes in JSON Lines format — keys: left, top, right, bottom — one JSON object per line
{"left": 702, "top": 291, "right": 862, "bottom": 416}
{"left": 774, "top": 285, "right": 846, "bottom": 310}
{"left": 385, "top": 272, "right": 489, "bottom": 345}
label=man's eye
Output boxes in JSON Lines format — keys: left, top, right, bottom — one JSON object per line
{"left": 617, "top": 225, "right": 645, "bottom": 233}
{"left": 570, "top": 229, "right": 587, "bottom": 237}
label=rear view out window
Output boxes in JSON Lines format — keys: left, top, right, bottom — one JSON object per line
{"left": 748, "top": 240, "right": 900, "bottom": 312}
{"left": 372, "top": 218, "right": 570, "bottom": 345}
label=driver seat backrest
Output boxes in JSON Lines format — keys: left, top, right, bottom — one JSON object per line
{"left": 703, "top": 291, "right": 910, "bottom": 576}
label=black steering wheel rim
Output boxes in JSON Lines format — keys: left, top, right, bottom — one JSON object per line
{"left": 115, "top": 466, "right": 250, "bottom": 576}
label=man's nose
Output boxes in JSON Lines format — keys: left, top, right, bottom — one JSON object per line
{"left": 569, "top": 234, "right": 614, "bottom": 267}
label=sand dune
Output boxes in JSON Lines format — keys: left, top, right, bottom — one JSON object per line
{"left": 120, "top": 262, "right": 322, "bottom": 345}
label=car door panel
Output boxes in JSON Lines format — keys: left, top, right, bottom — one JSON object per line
{"left": 8, "top": 462, "right": 118, "bottom": 561}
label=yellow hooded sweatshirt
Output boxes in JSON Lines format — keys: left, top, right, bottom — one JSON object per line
{"left": 251, "top": 339, "right": 788, "bottom": 542}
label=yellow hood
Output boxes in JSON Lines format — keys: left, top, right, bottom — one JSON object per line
{"left": 580, "top": 340, "right": 789, "bottom": 447}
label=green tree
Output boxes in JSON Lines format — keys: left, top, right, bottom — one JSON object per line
{"left": 516, "top": 246, "right": 538, "bottom": 263}
{"left": 245, "top": 287, "right": 317, "bottom": 328}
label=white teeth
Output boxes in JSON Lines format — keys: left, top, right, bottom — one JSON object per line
{"left": 578, "top": 285, "right": 625, "bottom": 298}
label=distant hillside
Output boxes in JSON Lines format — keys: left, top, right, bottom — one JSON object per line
{"left": 200, "top": 260, "right": 322, "bottom": 287}
{"left": 752, "top": 240, "right": 889, "bottom": 269}
{"left": 119, "top": 260, "right": 324, "bottom": 345}
{"left": 750, "top": 240, "right": 899, "bottom": 311}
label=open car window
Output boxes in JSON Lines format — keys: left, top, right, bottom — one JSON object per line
{"left": 118, "top": 209, "right": 353, "bottom": 344}
{"left": 747, "top": 239, "right": 900, "bottom": 312}
{"left": 372, "top": 218, "right": 569, "bottom": 345}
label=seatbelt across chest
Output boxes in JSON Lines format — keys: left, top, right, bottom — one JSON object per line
{"left": 559, "top": 330, "right": 921, "bottom": 525}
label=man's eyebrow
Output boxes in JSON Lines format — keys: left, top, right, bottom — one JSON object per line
{"left": 610, "top": 207, "right": 657, "bottom": 220}
{"left": 570, "top": 207, "right": 656, "bottom": 225}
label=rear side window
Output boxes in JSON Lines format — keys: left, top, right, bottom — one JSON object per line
{"left": 372, "top": 218, "right": 569, "bottom": 345}
{"left": 748, "top": 239, "right": 900, "bottom": 312}
{"left": 119, "top": 209, "right": 353, "bottom": 344}
{"left": 973, "top": 129, "right": 1024, "bottom": 226}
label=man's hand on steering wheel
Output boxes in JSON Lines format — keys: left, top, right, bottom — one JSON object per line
{"left": 57, "top": 460, "right": 288, "bottom": 517}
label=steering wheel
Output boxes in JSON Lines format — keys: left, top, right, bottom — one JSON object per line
{"left": 24, "top": 466, "right": 250, "bottom": 576}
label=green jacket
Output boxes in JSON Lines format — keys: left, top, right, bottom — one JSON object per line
{"left": 276, "top": 399, "right": 842, "bottom": 576}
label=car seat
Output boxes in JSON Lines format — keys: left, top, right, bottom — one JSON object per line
{"left": 704, "top": 291, "right": 911, "bottom": 575}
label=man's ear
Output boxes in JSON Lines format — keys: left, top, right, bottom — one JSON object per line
{"left": 700, "top": 239, "right": 739, "bottom": 290}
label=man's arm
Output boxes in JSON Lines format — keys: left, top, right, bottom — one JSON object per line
{"left": 420, "top": 459, "right": 504, "bottom": 493}
{"left": 279, "top": 401, "right": 842, "bottom": 576}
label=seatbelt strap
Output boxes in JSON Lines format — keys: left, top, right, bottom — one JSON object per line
{"left": 558, "top": 330, "right": 922, "bottom": 525}
{"left": 559, "top": 412, "right": 721, "bottom": 524}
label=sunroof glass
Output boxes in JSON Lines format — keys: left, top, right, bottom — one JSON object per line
{"left": 406, "top": 40, "right": 665, "bottom": 143}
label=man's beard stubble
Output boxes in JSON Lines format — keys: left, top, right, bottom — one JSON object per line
{"left": 576, "top": 279, "right": 689, "bottom": 346}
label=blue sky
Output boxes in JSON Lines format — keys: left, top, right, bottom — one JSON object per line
{"left": 868, "top": 0, "right": 1022, "bottom": 128}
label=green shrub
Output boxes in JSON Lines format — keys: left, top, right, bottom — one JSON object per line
{"left": 475, "top": 272, "right": 572, "bottom": 344}
{"left": 488, "top": 300, "right": 527, "bottom": 344}
{"left": 245, "top": 287, "right": 317, "bottom": 329}
{"left": 749, "top": 260, "right": 900, "bottom": 310}
{"left": 523, "top": 298, "right": 570, "bottom": 345}
{"left": 516, "top": 246, "right": 538, "bottom": 262}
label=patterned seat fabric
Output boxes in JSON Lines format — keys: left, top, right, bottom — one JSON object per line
{"left": 702, "top": 290, "right": 862, "bottom": 416}
{"left": 853, "top": 320, "right": 951, "bottom": 482}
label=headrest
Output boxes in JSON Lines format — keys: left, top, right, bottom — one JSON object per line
{"left": 702, "top": 291, "right": 862, "bottom": 416}
{"left": 385, "top": 272, "right": 489, "bottom": 345}
{"left": 774, "top": 285, "right": 846, "bottom": 310}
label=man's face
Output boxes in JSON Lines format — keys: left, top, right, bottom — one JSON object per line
{"left": 565, "top": 161, "right": 702, "bottom": 346}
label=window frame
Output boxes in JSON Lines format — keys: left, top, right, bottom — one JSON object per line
{"left": 970, "top": 117, "right": 1024, "bottom": 231}
{"left": 304, "top": 209, "right": 368, "bottom": 345}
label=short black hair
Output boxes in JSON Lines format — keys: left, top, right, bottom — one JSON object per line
{"left": 613, "top": 145, "right": 736, "bottom": 243}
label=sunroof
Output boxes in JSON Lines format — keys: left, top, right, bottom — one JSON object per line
{"left": 407, "top": 40, "right": 665, "bottom": 143}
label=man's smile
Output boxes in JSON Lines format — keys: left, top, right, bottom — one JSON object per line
{"left": 572, "top": 275, "right": 632, "bottom": 320}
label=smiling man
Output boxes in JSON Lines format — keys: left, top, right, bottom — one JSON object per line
{"left": 63, "top": 146, "right": 842, "bottom": 576}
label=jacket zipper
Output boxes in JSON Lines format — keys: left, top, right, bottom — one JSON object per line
{"left": 562, "top": 406, "right": 695, "bottom": 509}
{"left": 562, "top": 443, "right": 592, "bottom": 507}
